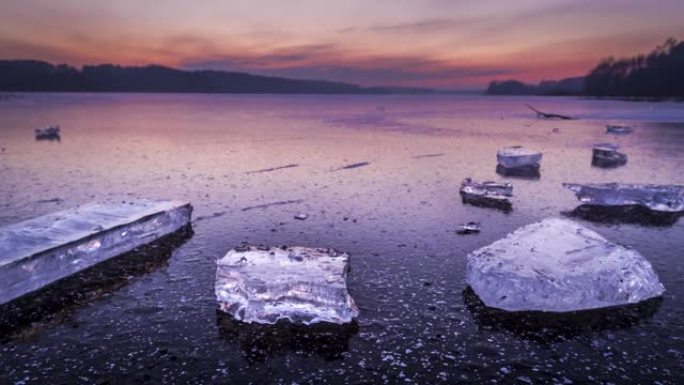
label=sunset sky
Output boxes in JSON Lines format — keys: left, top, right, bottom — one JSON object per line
{"left": 1, "top": 0, "right": 683, "bottom": 89}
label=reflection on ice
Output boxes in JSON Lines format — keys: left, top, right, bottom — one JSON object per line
{"left": 0, "top": 225, "right": 193, "bottom": 341}
{"left": 564, "top": 204, "right": 683, "bottom": 227}
{"left": 495, "top": 165, "right": 541, "bottom": 179}
{"left": 216, "top": 312, "right": 358, "bottom": 363}
{"left": 464, "top": 287, "right": 662, "bottom": 342}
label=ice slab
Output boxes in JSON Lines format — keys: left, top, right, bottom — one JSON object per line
{"left": 465, "top": 218, "right": 665, "bottom": 312}
{"left": 564, "top": 183, "right": 684, "bottom": 213}
{"left": 460, "top": 178, "right": 513, "bottom": 211}
{"left": 0, "top": 200, "right": 192, "bottom": 305}
{"left": 497, "top": 146, "right": 542, "bottom": 169}
{"left": 215, "top": 246, "right": 359, "bottom": 325}
{"left": 592, "top": 144, "right": 627, "bottom": 168}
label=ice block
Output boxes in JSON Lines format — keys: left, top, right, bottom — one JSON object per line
{"left": 0, "top": 200, "right": 192, "bottom": 304}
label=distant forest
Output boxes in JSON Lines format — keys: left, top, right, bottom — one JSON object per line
{"left": 0, "top": 60, "right": 432, "bottom": 94}
{"left": 584, "top": 38, "right": 683, "bottom": 97}
{"left": 487, "top": 38, "right": 684, "bottom": 98}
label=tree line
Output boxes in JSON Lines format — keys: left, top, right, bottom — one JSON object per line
{"left": 584, "top": 38, "right": 683, "bottom": 97}
{"left": 487, "top": 38, "right": 683, "bottom": 98}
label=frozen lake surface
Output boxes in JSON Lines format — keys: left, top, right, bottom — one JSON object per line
{"left": 1, "top": 93, "right": 683, "bottom": 384}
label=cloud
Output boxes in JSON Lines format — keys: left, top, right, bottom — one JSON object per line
{"left": 367, "top": 18, "right": 464, "bottom": 33}
{"left": 182, "top": 48, "right": 514, "bottom": 88}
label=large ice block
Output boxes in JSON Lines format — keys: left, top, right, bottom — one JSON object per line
{"left": 0, "top": 200, "right": 192, "bottom": 304}
{"left": 215, "top": 246, "right": 359, "bottom": 325}
{"left": 496, "top": 146, "right": 542, "bottom": 169}
{"left": 563, "top": 183, "right": 684, "bottom": 213}
{"left": 465, "top": 218, "right": 665, "bottom": 312}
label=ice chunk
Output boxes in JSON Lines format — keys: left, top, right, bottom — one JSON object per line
{"left": 460, "top": 178, "right": 513, "bottom": 211}
{"left": 563, "top": 183, "right": 684, "bottom": 213}
{"left": 592, "top": 144, "right": 627, "bottom": 168}
{"left": 215, "top": 246, "right": 359, "bottom": 325}
{"left": 496, "top": 146, "right": 542, "bottom": 169}
{"left": 606, "top": 124, "right": 633, "bottom": 135}
{"left": 456, "top": 222, "right": 481, "bottom": 235}
{"left": 465, "top": 218, "right": 665, "bottom": 312}
{"left": 0, "top": 200, "right": 192, "bottom": 305}
{"left": 35, "top": 125, "right": 61, "bottom": 141}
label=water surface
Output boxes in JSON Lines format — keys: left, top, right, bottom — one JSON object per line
{"left": 1, "top": 93, "right": 683, "bottom": 384}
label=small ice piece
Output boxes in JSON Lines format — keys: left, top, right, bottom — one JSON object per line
{"left": 294, "top": 213, "right": 309, "bottom": 220}
{"left": 592, "top": 144, "right": 628, "bottom": 168}
{"left": 0, "top": 200, "right": 192, "bottom": 304}
{"left": 460, "top": 178, "right": 513, "bottom": 211}
{"left": 215, "top": 246, "right": 359, "bottom": 325}
{"left": 465, "top": 218, "right": 665, "bottom": 312}
{"left": 456, "top": 222, "right": 481, "bottom": 235}
{"left": 606, "top": 124, "right": 633, "bottom": 135}
{"left": 496, "top": 146, "right": 542, "bottom": 170}
{"left": 563, "top": 183, "right": 684, "bottom": 213}
{"left": 35, "top": 125, "right": 61, "bottom": 140}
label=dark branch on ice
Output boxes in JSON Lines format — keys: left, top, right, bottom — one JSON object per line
{"left": 245, "top": 164, "right": 299, "bottom": 174}
{"left": 525, "top": 104, "right": 574, "bottom": 120}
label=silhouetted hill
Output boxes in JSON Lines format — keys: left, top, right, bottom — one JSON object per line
{"left": 585, "top": 38, "right": 684, "bottom": 97}
{"left": 0, "top": 60, "right": 436, "bottom": 94}
{"left": 486, "top": 77, "right": 584, "bottom": 96}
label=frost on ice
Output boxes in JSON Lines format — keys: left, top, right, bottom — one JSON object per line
{"left": 0, "top": 200, "right": 192, "bottom": 305}
{"left": 564, "top": 183, "right": 684, "bottom": 213}
{"left": 215, "top": 246, "right": 359, "bottom": 325}
{"left": 465, "top": 218, "right": 665, "bottom": 312}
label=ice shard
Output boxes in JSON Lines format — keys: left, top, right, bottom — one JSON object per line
{"left": 456, "top": 221, "right": 481, "bottom": 235}
{"left": 496, "top": 146, "right": 542, "bottom": 170}
{"left": 460, "top": 178, "right": 513, "bottom": 211}
{"left": 465, "top": 218, "right": 665, "bottom": 312}
{"left": 563, "top": 183, "right": 684, "bottom": 213}
{"left": 0, "top": 200, "right": 192, "bottom": 305}
{"left": 215, "top": 246, "right": 359, "bottom": 325}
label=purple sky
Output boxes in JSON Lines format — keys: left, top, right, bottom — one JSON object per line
{"left": 1, "top": 0, "right": 683, "bottom": 88}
